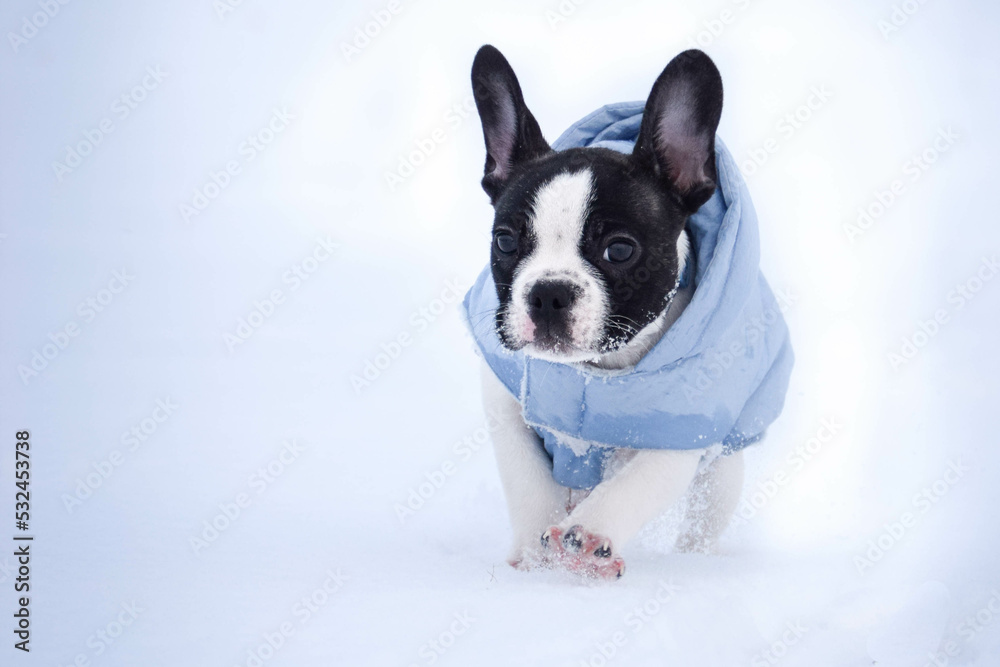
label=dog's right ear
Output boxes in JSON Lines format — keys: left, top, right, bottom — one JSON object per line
{"left": 471, "top": 45, "right": 551, "bottom": 204}
{"left": 633, "top": 49, "right": 724, "bottom": 213}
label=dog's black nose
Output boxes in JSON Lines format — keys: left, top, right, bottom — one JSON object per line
{"left": 528, "top": 280, "right": 576, "bottom": 322}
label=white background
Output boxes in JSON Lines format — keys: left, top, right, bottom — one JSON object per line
{"left": 2, "top": 0, "right": 999, "bottom": 665}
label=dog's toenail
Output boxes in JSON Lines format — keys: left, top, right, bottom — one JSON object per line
{"left": 594, "top": 541, "right": 612, "bottom": 558}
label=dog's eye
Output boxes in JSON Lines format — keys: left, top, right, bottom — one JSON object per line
{"left": 495, "top": 232, "right": 517, "bottom": 254}
{"left": 603, "top": 241, "right": 635, "bottom": 263}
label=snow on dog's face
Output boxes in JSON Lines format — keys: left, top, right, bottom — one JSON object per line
{"left": 471, "top": 46, "right": 724, "bottom": 362}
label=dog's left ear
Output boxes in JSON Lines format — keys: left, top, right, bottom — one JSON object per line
{"left": 471, "top": 45, "right": 551, "bottom": 204}
{"left": 633, "top": 49, "right": 723, "bottom": 212}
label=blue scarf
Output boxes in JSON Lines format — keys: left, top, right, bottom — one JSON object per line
{"left": 463, "top": 102, "right": 794, "bottom": 490}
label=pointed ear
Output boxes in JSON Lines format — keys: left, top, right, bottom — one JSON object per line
{"left": 471, "top": 45, "right": 551, "bottom": 204}
{"left": 633, "top": 49, "right": 724, "bottom": 212}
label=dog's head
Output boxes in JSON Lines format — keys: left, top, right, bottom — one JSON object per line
{"left": 471, "top": 46, "right": 723, "bottom": 362}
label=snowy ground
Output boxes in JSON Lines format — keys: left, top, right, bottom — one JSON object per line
{"left": 2, "top": 0, "right": 1000, "bottom": 665}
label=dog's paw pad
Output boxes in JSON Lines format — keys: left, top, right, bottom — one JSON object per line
{"left": 576, "top": 552, "right": 625, "bottom": 579}
{"left": 541, "top": 526, "right": 625, "bottom": 580}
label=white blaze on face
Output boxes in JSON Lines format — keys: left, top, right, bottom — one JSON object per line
{"left": 505, "top": 168, "right": 609, "bottom": 359}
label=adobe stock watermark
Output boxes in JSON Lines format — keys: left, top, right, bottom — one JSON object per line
{"left": 232, "top": 568, "right": 349, "bottom": 667}
{"left": 384, "top": 95, "right": 477, "bottom": 191}
{"left": 751, "top": 620, "right": 809, "bottom": 667}
{"left": 214, "top": 0, "right": 246, "bottom": 20}
{"left": 0, "top": 557, "right": 14, "bottom": 586}
{"left": 844, "top": 126, "right": 958, "bottom": 243}
{"left": 854, "top": 459, "right": 969, "bottom": 575}
{"left": 923, "top": 589, "right": 1000, "bottom": 667}
{"left": 61, "top": 398, "right": 179, "bottom": 514}
{"left": 179, "top": 107, "right": 295, "bottom": 223}
{"left": 579, "top": 580, "right": 681, "bottom": 667}
{"left": 406, "top": 611, "right": 476, "bottom": 667}
{"left": 224, "top": 236, "right": 339, "bottom": 352}
{"left": 394, "top": 411, "right": 500, "bottom": 524}
{"left": 6, "top": 0, "right": 73, "bottom": 54}
{"left": 878, "top": 0, "right": 932, "bottom": 40}
{"left": 733, "top": 417, "right": 843, "bottom": 524}
{"left": 351, "top": 278, "right": 466, "bottom": 394}
{"left": 57, "top": 601, "right": 144, "bottom": 666}
{"left": 189, "top": 439, "right": 306, "bottom": 556}
{"left": 340, "top": 0, "right": 410, "bottom": 63}
{"left": 681, "top": 287, "right": 797, "bottom": 402}
{"left": 545, "top": 0, "right": 588, "bottom": 31}
{"left": 17, "top": 268, "right": 135, "bottom": 386}
{"left": 887, "top": 255, "right": 997, "bottom": 371}
{"left": 684, "top": 0, "right": 756, "bottom": 50}
{"left": 52, "top": 66, "right": 168, "bottom": 182}
{"left": 740, "top": 85, "right": 833, "bottom": 178}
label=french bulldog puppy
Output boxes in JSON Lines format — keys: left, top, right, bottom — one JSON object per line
{"left": 470, "top": 46, "right": 747, "bottom": 579}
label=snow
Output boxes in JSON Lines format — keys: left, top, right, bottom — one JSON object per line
{"left": 2, "top": 0, "right": 1000, "bottom": 665}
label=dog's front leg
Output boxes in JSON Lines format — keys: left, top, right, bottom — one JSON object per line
{"left": 544, "top": 449, "right": 703, "bottom": 578}
{"left": 676, "top": 449, "right": 744, "bottom": 553}
{"left": 481, "top": 362, "right": 568, "bottom": 568}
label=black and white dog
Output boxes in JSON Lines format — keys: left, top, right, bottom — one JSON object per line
{"left": 471, "top": 46, "right": 744, "bottom": 579}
